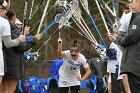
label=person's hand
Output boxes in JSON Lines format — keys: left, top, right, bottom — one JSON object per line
{"left": 109, "top": 35, "right": 115, "bottom": 41}
{"left": 77, "top": 76, "right": 83, "bottom": 81}
{"left": 24, "top": 25, "right": 30, "bottom": 35}
{"left": 109, "top": 34, "right": 117, "bottom": 41}
{"left": 34, "top": 34, "right": 42, "bottom": 40}
{"left": 58, "top": 38, "right": 62, "bottom": 44}
{"left": 19, "top": 35, "right": 26, "bottom": 42}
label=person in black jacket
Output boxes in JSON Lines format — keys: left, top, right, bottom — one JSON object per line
{"left": 109, "top": 0, "right": 140, "bottom": 92}
{"left": 0, "top": 9, "right": 42, "bottom": 93}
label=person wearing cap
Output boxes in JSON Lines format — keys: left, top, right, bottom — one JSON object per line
{"left": 57, "top": 38, "right": 91, "bottom": 93}
{"left": 0, "top": 0, "right": 8, "bottom": 17}
{"left": 0, "top": 9, "right": 42, "bottom": 93}
{"left": 0, "top": 0, "right": 26, "bottom": 85}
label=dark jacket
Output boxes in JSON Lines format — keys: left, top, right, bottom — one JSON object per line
{"left": 117, "top": 13, "right": 140, "bottom": 77}
{"left": 3, "top": 23, "right": 37, "bottom": 80}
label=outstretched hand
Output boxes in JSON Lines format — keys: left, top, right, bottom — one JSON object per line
{"left": 108, "top": 33, "right": 118, "bottom": 41}
{"left": 19, "top": 35, "right": 26, "bottom": 42}
{"left": 24, "top": 25, "right": 30, "bottom": 35}
{"left": 34, "top": 34, "right": 43, "bottom": 40}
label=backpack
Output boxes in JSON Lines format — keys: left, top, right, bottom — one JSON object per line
{"left": 86, "top": 76, "right": 104, "bottom": 93}
{"left": 86, "top": 58, "right": 103, "bottom": 78}
{"left": 24, "top": 76, "right": 48, "bottom": 93}
{"left": 50, "top": 59, "right": 63, "bottom": 77}
{"left": 46, "top": 76, "right": 59, "bottom": 93}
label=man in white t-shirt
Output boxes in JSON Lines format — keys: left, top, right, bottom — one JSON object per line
{"left": 57, "top": 38, "right": 91, "bottom": 93}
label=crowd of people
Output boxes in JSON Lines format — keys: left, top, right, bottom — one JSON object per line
{"left": 0, "top": 0, "right": 140, "bottom": 93}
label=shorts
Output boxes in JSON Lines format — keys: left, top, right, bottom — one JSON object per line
{"left": 111, "top": 73, "right": 122, "bottom": 93}
{"left": 108, "top": 73, "right": 111, "bottom": 83}
{"left": 128, "top": 73, "right": 140, "bottom": 93}
{"left": 0, "top": 60, "right": 4, "bottom": 76}
{"left": 3, "top": 55, "right": 24, "bottom": 80}
{"left": 59, "top": 85, "right": 80, "bottom": 93}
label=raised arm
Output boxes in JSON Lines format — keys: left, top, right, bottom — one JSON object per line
{"left": 57, "top": 38, "right": 65, "bottom": 57}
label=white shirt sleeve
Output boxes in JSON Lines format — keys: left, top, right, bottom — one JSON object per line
{"left": 80, "top": 55, "right": 89, "bottom": 68}
{"left": 63, "top": 50, "right": 70, "bottom": 59}
{"left": 119, "top": 12, "right": 132, "bottom": 32}
{"left": 119, "top": 15, "right": 128, "bottom": 32}
{"left": 2, "top": 18, "right": 11, "bottom": 36}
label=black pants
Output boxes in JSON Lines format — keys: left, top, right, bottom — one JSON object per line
{"left": 59, "top": 85, "right": 80, "bottom": 93}
{"left": 111, "top": 73, "right": 122, "bottom": 93}
{"left": 128, "top": 73, "right": 140, "bottom": 93}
